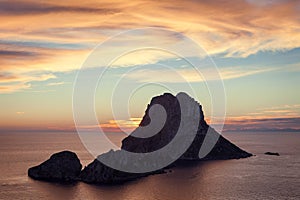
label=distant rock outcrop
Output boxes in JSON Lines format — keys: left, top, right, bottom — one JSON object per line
{"left": 29, "top": 92, "right": 252, "bottom": 184}
{"left": 28, "top": 151, "right": 82, "bottom": 182}
{"left": 265, "top": 152, "right": 280, "bottom": 156}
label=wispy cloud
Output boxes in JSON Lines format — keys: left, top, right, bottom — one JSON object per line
{"left": 125, "top": 65, "right": 273, "bottom": 83}
{"left": 223, "top": 117, "right": 300, "bottom": 132}
{"left": 0, "top": 0, "right": 299, "bottom": 93}
{"left": 285, "top": 62, "right": 300, "bottom": 72}
{"left": 68, "top": 118, "right": 142, "bottom": 133}
{"left": 0, "top": 1, "right": 119, "bottom": 15}
{"left": 221, "top": 104, "right": 300, "bottom": 131}
{"left": 100, "top": 118, "right": 141, "bottom": 133}
{"left": 0, "top": 73, "right": 56, "bottom": 93}
{"left": 1, "top": 0, "right": 299, "bottom": 56}
{"left": 47, "top": 81, "right": 65, "bottom": 86}
{"left": 0, "top": 49, "right": 38, "bottom": 57}
{"left": 252, "top": 104, "right": 300, "bottom": 118}
{"left": 0, "top": 83, "right": 31, "bottom": 93}
{"left": 16, "top": 111, "right": 25, "bottom": 115}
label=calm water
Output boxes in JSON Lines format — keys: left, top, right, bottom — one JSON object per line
{"left": 0, "top": 132, "right": 299, "bottom": 200}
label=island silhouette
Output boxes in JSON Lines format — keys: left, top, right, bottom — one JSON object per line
{"left": 28, "top": 92, "right": 252, "bottom": 184}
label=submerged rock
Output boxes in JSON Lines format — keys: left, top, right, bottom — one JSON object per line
{"left": 265, "top": 152, "right": 280, "bottom": 156}
{"left": 28, "top": 151, "right": 82, "bottom": 182}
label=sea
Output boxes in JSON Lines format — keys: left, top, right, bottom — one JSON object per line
{"left": 0, "top": 131, "right": 299, "bottom": 200}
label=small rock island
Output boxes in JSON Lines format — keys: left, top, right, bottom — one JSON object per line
{"left": 265, "top": 152, "right": 280, "bottom": 156}
{"left": 28, "top": 151, "right": 82, "bottom": 182}
{"left": 28, "top": 92, "right": 252, "bottom": 184}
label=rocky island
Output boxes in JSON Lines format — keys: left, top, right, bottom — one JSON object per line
{"left": 28, "top": 92, "right": 252, "bottom": 184}
{"left": 28, "top": 151, "right": 82, "bottom": 182}
{"left": 265, "top": 152, "right": 280, "bottom": 156}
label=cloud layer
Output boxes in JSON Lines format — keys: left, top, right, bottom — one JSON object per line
{"left": 1, "top": 0, "right": 300, "bottom": 93}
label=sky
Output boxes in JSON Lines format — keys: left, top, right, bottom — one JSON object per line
{"left": 0, "top": 0, "right": 300, "bottom": 132}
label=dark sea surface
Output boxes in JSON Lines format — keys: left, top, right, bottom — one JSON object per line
{"left": 0, "top": 131, "right": 299, "bottom": 200}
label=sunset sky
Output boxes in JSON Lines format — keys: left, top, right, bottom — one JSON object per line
{"left": 0, "top": 0, "right": 300, "bottom": 132}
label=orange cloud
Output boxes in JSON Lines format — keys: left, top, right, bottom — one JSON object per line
{"left": 0, "top": 73, "right": 56, "bottom": 93}
{"left": 16, "top": 111, "right": 25, "bottom": 115}
{"left": 72, "top": 118, "right": 142, "bottom": 133}
{"left": 0, "top": 0, "right": 300, "bottom": 93}
{"left": 222, "top": 117, "right": 300, "bottom": 132}
{"left": 47, "top": 81, "right": 65, "bottom": 86}
{"left": 100, "top": 118, "right": 141, "bottom": 133}
{"left": 1, "top": 0, "right": 300, "bottom": 56}
{"left": 217, "top": 104, "right": 300, "bottom": 131}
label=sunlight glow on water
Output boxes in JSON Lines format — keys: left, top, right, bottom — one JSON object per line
{"left": 0, "top": 132, "right": 299, "bottom": 199}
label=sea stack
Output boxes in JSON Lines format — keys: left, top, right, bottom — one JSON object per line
{"left": 121, "top": 92, "right": 252, "bottom": 161}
